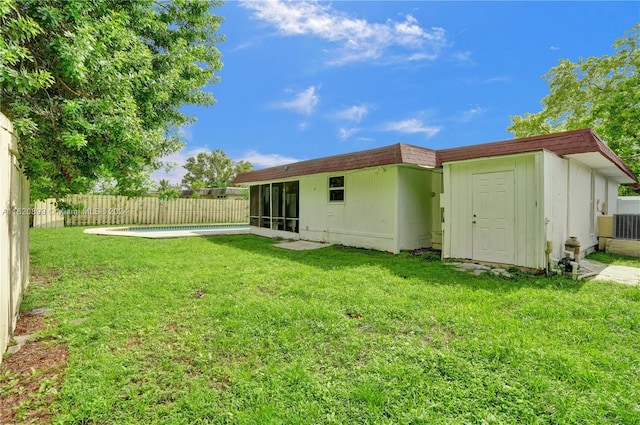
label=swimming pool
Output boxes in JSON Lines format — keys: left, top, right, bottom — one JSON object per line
{"left": 84, "top": 223, "right": 250, "bottom": 238}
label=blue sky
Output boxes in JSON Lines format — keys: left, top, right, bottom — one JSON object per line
{"left": 153, "top": 0, "right": 640, "bottom": 185}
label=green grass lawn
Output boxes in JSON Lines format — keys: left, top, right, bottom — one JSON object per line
{"left": 586, "top": 251, "right": 640, "bottom": 268}
{"left": 13, "top": 228, "right": 640, "bottom": 423}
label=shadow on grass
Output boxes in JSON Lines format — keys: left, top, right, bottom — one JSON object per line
{"left": 203, "top": 234, "right": 585, "bottom": 293}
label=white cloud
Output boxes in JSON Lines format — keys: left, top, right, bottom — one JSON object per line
{"left": 338, "top": 127, "right": 360, "bottom": 140}
{"left": 550, "top": 45, "right": 560, "bottom": 51}
{"left": 333, "top": 104, "right": 369, "bottom": 123}
{"left": 481, "top": 75, "right": 511, "bottom": 84}
{"left": 452, "top": 50, "right": 473, "bottom": 63}
{"left": 241, "top": 0, "right": 447, "bottom": 65}
{"left": 460, "top": 106, "right": 486, "bottom": 123}
{"left": 151, "top": 146, "right": 209, "bottom": 186}
{"left": 179, "top": 125, "right": 194, "bottom": 142}
{"left": 230, "top": 42, "right": 252, "bottom": 52}
{"left": 407, "top": 52, "right": 437, "bottom": 61}
{"left": 277, "top": 86, "right": 319, "bottom": 115}
{"left": 240, "top": 150, "right": 302, "bottom": 168}
{"left": 382, "top": 118, "right": 441, "bottom": 138}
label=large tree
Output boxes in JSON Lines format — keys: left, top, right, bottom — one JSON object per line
{"left": 0, "top": 0, "right": 223, "bottom": 199}
{"left": 181, "top": 149, "right": 252, "bottom": 189}
{"left": 508, "top": 24, "right": 639, "bottom": 192}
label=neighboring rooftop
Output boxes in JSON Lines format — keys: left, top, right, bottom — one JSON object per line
{"left": 149, "top": 187, "right": 245, "bottom": 198}
{"left": 235, "top": 129, "right": 638, "bottom": 184}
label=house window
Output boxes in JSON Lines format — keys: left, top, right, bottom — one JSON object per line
{"left": 329, "top": 176, "right": 344, "bottom": 202}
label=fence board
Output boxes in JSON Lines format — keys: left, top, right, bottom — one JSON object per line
{"left": 32, "top": 199, "right": 64, "bottom": 229}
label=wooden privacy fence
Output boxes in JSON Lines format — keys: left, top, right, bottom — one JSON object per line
{"left": 33, "top": 195, "right": 249, "bottom": 228}
{"left": 1, "top": 112, "right": 30, "bottom": 363}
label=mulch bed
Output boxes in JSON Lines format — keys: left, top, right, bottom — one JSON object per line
{"left": 0, "top": 313, "right": 67, "bottom": 425}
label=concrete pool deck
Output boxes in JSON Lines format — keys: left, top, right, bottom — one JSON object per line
{"left": 84, "top": 226, "right": 250, "bottom": 239}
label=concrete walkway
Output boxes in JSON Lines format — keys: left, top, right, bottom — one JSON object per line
{"left": 445, "top": 259, "right": 639, "bottom": 286}
{"left": 579, "top": 259, "right": 640, "bottom": 286}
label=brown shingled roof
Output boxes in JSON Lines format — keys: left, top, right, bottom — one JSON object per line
{"left": 234, "top": 129, "right": 637, "bottom": 184}
{"left": 435, "top": 128, "right": 637, "bottom": 182}
{"left": 235, "top": 143, "right": 436, "bottom": 184}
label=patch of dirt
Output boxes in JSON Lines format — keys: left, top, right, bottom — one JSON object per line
{"left": 211, "top": 376, "right": 231, "bottom": 391}
{"left": 163, "top": 323, "right": 178, "bottom": 332}
{"left": 28, "top": 267, "right": 61, "bottom": 287}
{"left": 345, "top": 311, "right": 363, "bottom": 319}
{"left": 256, "top": 286, "right": 276, "bottom": 296}
{"left": 0, "top": 314, "right": 67, "bottom": 425}
{"left": 410, "top": 247, "right": 442, "bottom": 261}
{"left": 13, "top": 314, "right": 48, "bottom": 336}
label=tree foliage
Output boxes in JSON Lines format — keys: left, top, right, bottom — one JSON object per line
{"left": 0, "top": 0, "right": 224, "bottom": 199}
{"left": 508, "top": 24, "right": 639, "bottom": 190}
{"left": 157, "top": 179, "right": 180, "bottom": 200}
{"left": 181, "top": 149, "right": 253, "bottom": 189}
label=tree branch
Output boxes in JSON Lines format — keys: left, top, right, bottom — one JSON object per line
{"left": 55, "top": 76, "right": 82, "bottom": 97}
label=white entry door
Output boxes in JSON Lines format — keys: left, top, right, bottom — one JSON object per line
{"left": 472, "top": 171, "right": 515, "bottom": 264}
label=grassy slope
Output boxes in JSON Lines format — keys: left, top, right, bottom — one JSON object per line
{"left": 21, "top": 228, "right": 640, "bottom": 424}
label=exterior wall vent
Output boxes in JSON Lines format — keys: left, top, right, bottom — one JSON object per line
{"left": 613, "top": 214, "right": 640, "bottom": 240}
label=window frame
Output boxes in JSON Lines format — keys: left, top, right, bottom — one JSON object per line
{"left": 328, "top": 176, "right": 345, "bottom": 203}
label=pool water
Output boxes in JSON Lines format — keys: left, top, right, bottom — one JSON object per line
{"left": 84, "top": 224, "right": 250, "bottom": 238}
{"left": 124, "top": 224, "right": 250, "bottom": 233}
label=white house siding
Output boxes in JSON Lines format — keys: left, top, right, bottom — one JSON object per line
{"left": 298, "top": 166, "right": 398, "bottom": 252}
{"left": 431, "top": 171, "right": 444, "bottom": 250}
{"left": 565, "top": 159, "right": 619, "bottom": 256}
{"left": 606, "top": 183, "right": 619, "bottom": 214}
{"left": 396, "top": 166, "right": 433, "bottom": 252}
{"left": 543, "top": 152, "right": 622, "bottom": 260}
{"left": 607, "top": 182, "right": 619, "bottom": 215}
{"left": 567, "top": 160, "right": 595, "bottom": 254}
{"left": 443, "top": 153, "right": 544, "bottom": 269}
{"left": 543, "top": 151, "right": 569, "bottom": 260}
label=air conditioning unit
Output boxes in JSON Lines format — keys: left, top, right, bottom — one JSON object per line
{"left": 613, "top": 214, "right": 640, "bottom": 240}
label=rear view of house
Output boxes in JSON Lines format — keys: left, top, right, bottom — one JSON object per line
{"left": 237, "top": 143, "right": 441, "bottom": 254}
{"left": 235, "top": 129, "right": 637, "bottom": 271}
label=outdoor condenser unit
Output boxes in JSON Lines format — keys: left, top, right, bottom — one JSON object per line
{"left": 613, "top": 214, "right": 640, "bottom": 240}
